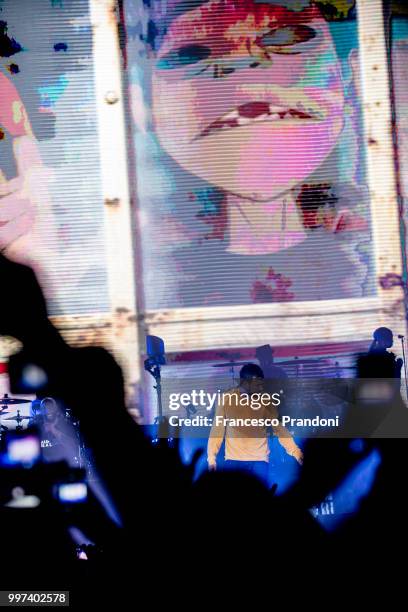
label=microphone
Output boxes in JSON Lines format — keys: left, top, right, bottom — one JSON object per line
{"left": 398, "top": 335, "right": 405, "bottom": 339}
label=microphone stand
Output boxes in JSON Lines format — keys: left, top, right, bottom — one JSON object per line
{"left": 144, "top": 358, "right": 169, "bottom": 440}
{"left": 398, "top": 335, "right": 408, "bottom": 400}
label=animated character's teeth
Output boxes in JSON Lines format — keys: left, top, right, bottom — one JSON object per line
{"left": 269, "top": 105, "right": 287, "bottom": 114}
{"left": 196, "top": 101, "right": 316, "bottom": 140}
{"left": 253, "top": 113, "right": 269, "bottom": 122}
{"left": 223, "top": 110, "right": 240, "bottom": 120}
{"left": 237, "top": 116, "right": 253, "bottom": 125}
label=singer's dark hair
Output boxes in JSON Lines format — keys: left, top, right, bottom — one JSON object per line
{"left": 240, "top": 363, "right": 264, "bottom": 380}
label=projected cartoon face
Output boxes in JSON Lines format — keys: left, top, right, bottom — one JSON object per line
{"left": 152, "top": 0, "right": 345, "bottom": 201}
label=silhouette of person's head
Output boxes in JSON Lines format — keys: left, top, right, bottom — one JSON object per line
{"left": 373, "top": 327, "right": 394, "bottom": 351}
{"left": 255, "top": 344, "right": 274, "bottom": 367}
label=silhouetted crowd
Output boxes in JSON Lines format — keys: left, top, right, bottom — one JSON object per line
{"left": 1, "top": 254, "right": 407, "bottom": 604}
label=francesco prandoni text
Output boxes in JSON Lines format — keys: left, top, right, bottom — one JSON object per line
{"left": 168, "top": 415, "right": 340, "bottom": 428}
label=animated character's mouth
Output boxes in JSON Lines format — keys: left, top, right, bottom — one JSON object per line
{"left": 194, "top": 101, "right": 320, "bottom": 140}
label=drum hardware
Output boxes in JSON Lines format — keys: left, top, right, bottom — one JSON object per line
{"left": 3, "top": 410, "right": 31, "bottom": 431}
{"left": 212, "top": 361, "right": 250, "bottom": 367}
{"left": 276, "top": 358, "right": 325, "bottom": 381}
{"left": 0, "top": 395, "right": 31, "bottom": 435}
{"left": 0, "top": 396, "right": 30, "bottom": 441}
{"left": 277, "top": 358, "right": 322, "bottom": 367}
{"left": 0, "top": 394, "right": 31, "bottom": 405}
{"left": 272, "top": 357, "right": 332, "bottom": 420}
{"left": 3, "top": 411, "right": 31, "bottom": 422}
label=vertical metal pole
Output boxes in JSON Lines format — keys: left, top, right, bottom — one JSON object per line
{"left": 90, "top": 0, "right": 140, "bottom": 410}
{"left": 356, "top": 0, "right": 406, "bottom": 326}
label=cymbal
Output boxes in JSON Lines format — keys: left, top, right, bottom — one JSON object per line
{"left": 0, "top": 394, "right": 31, "bottom": 406}
{"left": 3, "top": 415, "right": 31, "bottom": 421}
{"left": 277, "top": 358, "right": 324, "bottom": 367}
{"left": 212, "top": 361, "right": 250, "bottom": 368}
{"left": 325, "top": 353, "right": 363, "bottom": 360}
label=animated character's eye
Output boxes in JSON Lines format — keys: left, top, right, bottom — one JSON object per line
{"left": 54, "top": 42, "right": 68, "bottom": 52}
{"left": 156, "top": 44, "right": 211, "bottom": 69}
{"left": 259, "top": 25, "right": 316, "bottom": 53}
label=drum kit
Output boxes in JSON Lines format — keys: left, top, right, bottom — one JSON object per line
{"left": 211, "top": 355, "right": 354, "bottom": 382}
{"left": 0, "top": 394, "right": 32, "bottom": 436}
{"left": 0, "top": 393, "right": 88, "bottom": 470}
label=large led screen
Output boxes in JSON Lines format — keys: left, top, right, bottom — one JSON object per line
{"left": 125, "top": 0, "right": 374, "bottom": 309}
